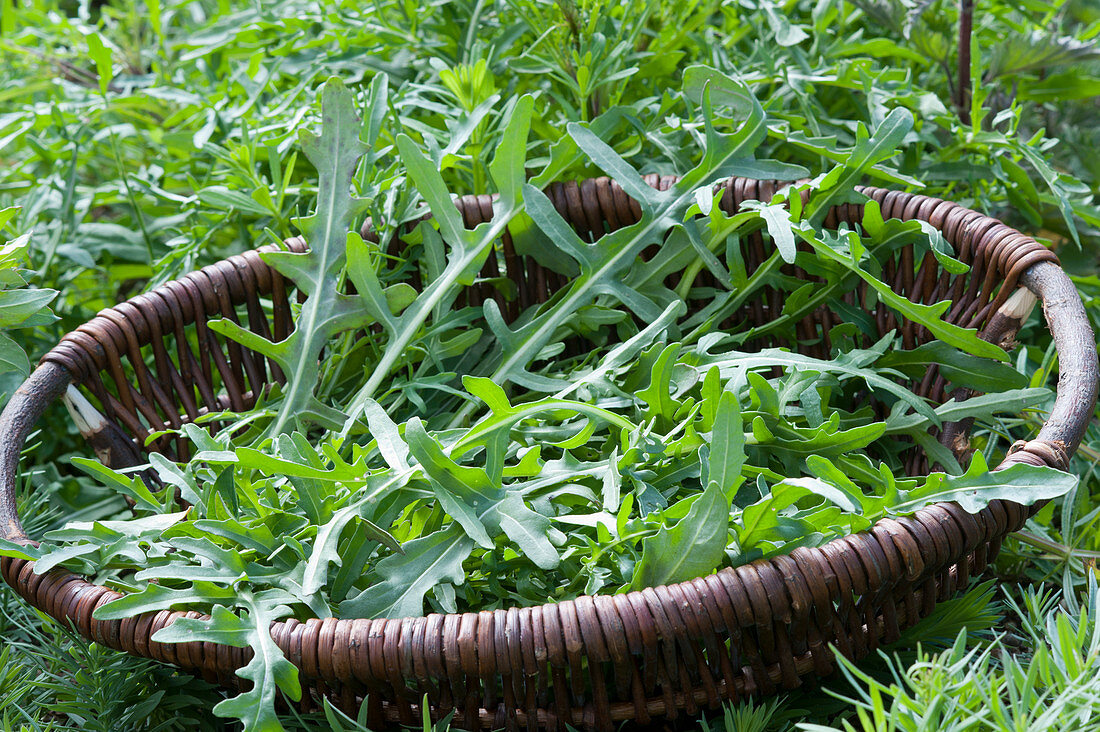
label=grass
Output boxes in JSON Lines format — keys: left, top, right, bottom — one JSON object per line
{"left": 2, "top": 0, "right": 1100, "bottom": 729}
{"left": 802, "top": 579, "right": 1100, "bottom": 731}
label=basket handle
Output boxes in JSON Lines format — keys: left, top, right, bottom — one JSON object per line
{"left": 0, "top": 362, "right": 72, "bottom": 542}
{"left": 1000, "top": 260, "right": 1098, "bottom": 468}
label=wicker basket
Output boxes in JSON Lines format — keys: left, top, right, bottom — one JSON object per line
{"left": 0, "top": 176, "right": 1096, "bottom": 731}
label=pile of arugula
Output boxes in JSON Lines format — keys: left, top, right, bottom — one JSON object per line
{"left": 11, "top": 72, "right": 1075, "bottom": 731}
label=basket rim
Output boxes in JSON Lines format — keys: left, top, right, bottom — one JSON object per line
{"left": 0, "top": 176, "right": 1096, "bottom": 729}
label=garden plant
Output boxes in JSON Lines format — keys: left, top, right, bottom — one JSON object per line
{"left": 2, "top": 1, "right": 1100, "bottom": 731}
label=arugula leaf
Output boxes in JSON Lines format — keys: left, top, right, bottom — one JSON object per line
{"left": 343, "top": 95, "right": 535, "bottom": 408}
{"left": 877, "top": 341, "right": 1028, "bottom": 393}
{"left": 632, "top": 481, "right": 730, "bottom": 588}
{"left": 705, "top": 388, "right": 747, "bottom": 498}
{"left": 340, "top": 525, "right": 474, "bottom": 619}
{"left": 793, "top": 224, "right": 1010, "bottom": 361}
{"left": 153, "top": 592, "right": 300, "bottom": 732}
{"left": 695, "top": 343, "right": 941, "bottom": 425}
{"left": 891, "top": 453, "right": 1078, "bottom": 514}
{"left": 209, "top": 77, "right": 375, "bottom": 436}
{"left": 802, "top": 108, "right": 914, "bottom": 226}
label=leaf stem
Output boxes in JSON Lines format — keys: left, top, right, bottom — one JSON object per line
{"left": 957, "top": 0, "right": 974, "bottom": 125}
{"left": 106, "top": 126, "right": 155, "bottom": 263}
{"left": 450, "top": 399, "right": 640, "bottom": 458}
{"left": 1015, "top": 530, "right": 1100, "bottom": 562}
{"left": 352, "top": 213, "right": 520, "bottom": 406}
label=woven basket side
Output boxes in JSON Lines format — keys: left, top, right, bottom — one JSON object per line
{"left": 40, "top": 239, "right": 307, "bottom": 461}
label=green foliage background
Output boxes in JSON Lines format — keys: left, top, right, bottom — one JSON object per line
{"left": 2, "top": 0, "right": 1100, "bottom": 729}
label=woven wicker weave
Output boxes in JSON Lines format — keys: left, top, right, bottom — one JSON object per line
{"left": 0, "top": 176, "right": 1096, "bottom": 731}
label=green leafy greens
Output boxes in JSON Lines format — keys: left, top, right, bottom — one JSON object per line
{"left": 13, "top": 72, "right": 1077, "bottom": 732}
